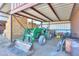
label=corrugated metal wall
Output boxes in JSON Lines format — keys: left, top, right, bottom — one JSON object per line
{"left": 40, "top": 21, "right": 71, "bottom": 33}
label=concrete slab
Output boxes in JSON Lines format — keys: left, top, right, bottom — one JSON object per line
{"left": 0, "top": 35, "right": 69, "bottom": 56}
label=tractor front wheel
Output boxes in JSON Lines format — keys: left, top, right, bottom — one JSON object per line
{"left": 38, "top": 35, "right": 46, "bottom": 45}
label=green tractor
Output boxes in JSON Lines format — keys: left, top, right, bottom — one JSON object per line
{"left": 10, "top": 27, "right": 51, "bottom": 54}
{"left": 21, "top": 27, "right": 51, "bottom": 45}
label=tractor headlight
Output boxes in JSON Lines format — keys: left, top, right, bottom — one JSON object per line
{"left": 31, "top": 33, "right": 33, "bottom": 36}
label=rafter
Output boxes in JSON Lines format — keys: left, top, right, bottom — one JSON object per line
{"left": 21, "top": 10, "right": 47, "bottom": 22}
{"left": 10, "top": 3, "right": 38, "bottom": 14}
{"left": 31, "top": 7, "right": 53, "bottom": 22}
{"left": 48, "top": 3, "right": 61, "bottom": 21}
{"left": 0, "top": 3, "right": 5, "bottom": 10}
{"left": 15, "top": 13, "right": 43, "bottom": 22}
{"left": 69, "top": 3, "right": 76, "bottom": 21}
{"left": 0, "top": 11, "right": 10, "bottom": 15}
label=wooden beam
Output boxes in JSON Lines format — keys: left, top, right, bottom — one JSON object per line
{"left": 41, "top": 22, "right": 43, "bottom": 28}
{"left": 15, "top": 13, "right": 44, "bottom": 22}
{"left": 21, "top": 10, "right": 47, "bottom": 22}
{"left": 69, "top": 3, "right": 76, "bottom": 21}
{"left": 48, "top": 3, "right": 61, "bottom": 21}
{"left": 0, "top": 3, "right": 5, "bottom": 10}
{"left": 48, "top": 22, "right": 50, "bottom": 29}
{"left": 6, "top": 10, "right": 11, "bottom": 14}
{"left": 10, "top": 14, "right": 13, "bottom": 42}
{"left": 13, "top": 15, "right": 25, "bottom": 29}
{"left": 32, "top": 19, "right": 33, "bottom": 28}
{"left": 31, "top": 7, "right": 53, "bottom": 22}
{"left": 0, "top": 11, "right": 10, "bottom": 15}
{"left": 10, "top": 3, "right": 38, "bottom": 14}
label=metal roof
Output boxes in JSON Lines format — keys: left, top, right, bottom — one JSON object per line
{"left": 16, "top": 3, "right": 75, "bottom": 22}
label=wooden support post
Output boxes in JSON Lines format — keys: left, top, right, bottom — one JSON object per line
{"left": 32, "top": 19, "right": 33, "bottom": 28}
{"left": 11, "top": 14, "right": 13, "bottom": 42}
{"left": 48, "top": 22, "right": 50, "bottom": 29}
{"left": 41, "top": 22, "right": 43, "bottom": 28}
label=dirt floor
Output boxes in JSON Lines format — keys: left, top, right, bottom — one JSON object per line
{"left": 0, "top": 35, "right": 15, "bottom": 56}
{"left": 0, "top": 35, "right": 69, "bottom": 56}
{"left": 32, "top": 38, "right": 69, "bottom": 56}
